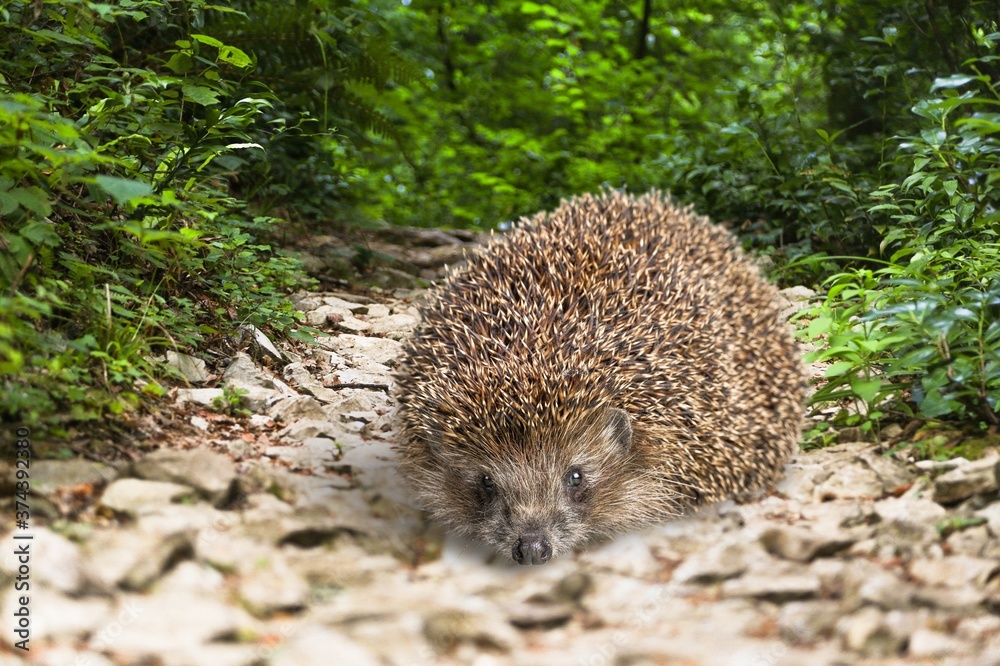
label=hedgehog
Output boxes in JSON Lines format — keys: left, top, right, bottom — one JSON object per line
{"left": 393, "top": 190, "right": 806, "bottom": 565}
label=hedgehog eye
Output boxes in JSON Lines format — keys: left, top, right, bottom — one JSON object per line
{"left": 566, "top": 468, "right": 584, "bottom": 488}
{"left": 481, "top": 473, "right": 496, "bottom": 492}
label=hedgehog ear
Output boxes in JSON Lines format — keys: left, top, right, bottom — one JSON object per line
{"left": 605, "top": 408, "right": 632, "bottom": 452}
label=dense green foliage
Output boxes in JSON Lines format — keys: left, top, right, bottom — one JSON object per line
{"left": 0, "top": 1, "right": 311, "bottom": 427}
{"left": 2, "top": 0, "right": 999, "bottom": 436}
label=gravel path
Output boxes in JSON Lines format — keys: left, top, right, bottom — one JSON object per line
{"left": 4, "top": 280, "right": 1000, "bottom": 666}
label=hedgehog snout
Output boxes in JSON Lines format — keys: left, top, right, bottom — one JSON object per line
{"left": 512, "top": 531, "right": 552, "bottom": 565}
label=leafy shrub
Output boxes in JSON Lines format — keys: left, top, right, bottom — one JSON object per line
{"left": 800, "top": 68, "right": 1000, "bottom": 430}
{"left": 0, "top": 1, "right": 309, "bottom": 430}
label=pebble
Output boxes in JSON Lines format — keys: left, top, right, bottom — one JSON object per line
{"left": 99, "top": 478, "right": 197, "bottom": 516}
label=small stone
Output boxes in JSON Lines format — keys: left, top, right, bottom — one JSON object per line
{"left": 277, "top": 418, "right": 352, "bottom": 443}
{"left": 32, "top": 459, "right": 118, "bottom": 497}
{"left": 270, "top": 627, "right": 381, "bottom": 666}
{"left": 975, "top": 501, "right": 1000, "bottom": 537}
{"left": 369, "top": 312, "right": 420, "bottom": 338}
{"left": 317, "top": 333, "right": 405, "bottom": 366}
{"left": 672, "top": 541, "right": 754, "bottom": 584}
{"left": 267, "top": 395, "right": 329, "bottom": 422}
{"left": 814, "top": 462, "right": 884, "bottom": 500}
{"left": 507, "top": 600, "right": 575, "bottom": 629}
{"left": 99, "top": 478, "right": 197, "bottom": 517}
{"left": 427, "top": 607, "right": 519, "bottom": 649}
{"left": 907, "top": 628, "right": 964, "bottom": 658}
{"left": 777, "top": 600, "right": 842, "bottom": 643}
{"left": 131, "top": 448, "right": 237, "bottom": 504}
{"left": 837, "top": 607, "right": 907, "bottom": 657}
{"left": 0, "top": 527, "right": 84, "bottom": 594}
{"left": 874, "top": 496, "right": 947, "bottom": 531}
{"left": 911, "top": 585, "right": 985, "bottom": 611}
{"left": 190, "top": 415, "right": 210, "bottom": 430}
{"left": 909, "top": 555, "right": 999, "bottom": 588}
{"left": 83, "top": 528, "right": 193, "bottom": 592}
{"left": 164, "top": 351, "right": 209, "bottom": 383}
{"left": 722, "top": 572, "right": 821, "bottom": 603}
{"left": 90, "top": 592, "right": 257, "bottom": 658}
{"left": 156, "top": 561, "right": 225, "bottom": 594}
{"left": 933, "top": 452, "right": 1000, "bottom": 504}
{"left": 956, "top": 614, "right": 1000, "bottom": 641}
{"left": 175, "top": 387, "right": 225, "bottom": 407}
{"left": 238, "top": 555, "right": 309, "bottom": 616}
{"left": 760, "top": 526, "right": 855, "bottom": 562}
{"left": 946, "top": 525, "right": 991, "bottom": 556}
{"left": 2, "top": 586, "right": 111, "bottom": 643}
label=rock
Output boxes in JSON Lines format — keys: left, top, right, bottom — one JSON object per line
{"left": 777, "top": 600, "right": 842, "bottom": 643}
{"left": 837, "top": 606, "right": 908, "bottom": 657}
{"left": 221, "top": 352, "right": 275, "bottom": 389}
{"left": 2, "top": 586, "right": 112, "bottom": 643}
{"left": 909, "top": 556, "right": 999, "bottom": 588}
{"left": 317, "top": 333, "right": 405, "bottom": 366}
{"left": 873, "top": 496, "right": 947, "bottom": 537}
{"left": 910, "top": 585, "right": 986, "bottom": 612}
{"left": 268, "top": 395, "right": 330, "bottom": 422}
{"left": 156, "top": 561, "right": 226, "bottom": 594}
{"left": 722, "top": 571, "right": 821, "bottom": 603}
{"left": 99, "top": 478, "right": 197, "bottom": 517}
{"left": 857, "top": 450, "right": 914, "bottom": 492}
{"left": 164, "top": 351, "right": 209, "bottom": 383}
{"left": 759, "top": 526, "right": 855, "bottom": 562}
{"left": 240, "top": 323, "right": 283, "bottom": 361}
{"left": 32, "top": 459, "right": 118, "bottom": 497}
{"left": 577, "top": 533, "right": 661, "bottom": 578}
{"left": 907, "top": 628, "right": 965, "bottom": 658}
{"left": 321, "top": 295, "right": 371, "bottom": 312}
{"left": 976, "top": 501, "right": 1000, "bottom": 537}
{"left": 368, "top": 313, "right": 420, "bottom": 339}
{"left": 177, "top": 389, "right": 225, "bottom": 409}
{"left": 237, "top": 554, "right": 309, "bottom": 616}
{"left": 83, "top": 528, "right": 193, "bottom": 592}
{"left": 776, "top": 286, "right": 816, "bottom": 320}
{"left": 946, "top": 525, "right": 991, "bottom": 556}
{"left": 265, "top": 437, "right": 342, "bottom": 474}
{"left": 507, "top": 600, "right": 575, "bottom": 630}
{"left": 277, "top": 418, "right": 353, "bottom": 443}
{"left": 131, "top": 448, "right": 237, "bottom": 504}
{"left": 0, "top": 527, "right": 84, "bottom": 594}
{"left": 90, "top": 592, "right": 257, "bottom": 659}
{"left": 11, "top": 587, "right": 111, "bottom": 642}
{"left": 934, "top": 453, "right": 1000, "bottom": 504}
{"left": 189, "top": 415, "right": 210, "bottom": 430}
{"left": 269, "top": 626, "right": 382, "bottom": 666}
{"left": 30, "top": 648, "right": 114, "bottom": 666}
{"left": 814, "top": 461, "right": 884, "bottom": 500}
{"left": 220, "top": 353, "right": 283, "bottom": 410}
{"left": 428, "top": 606, "right": 520, "bottom": 648}
{"left": 672, "top": 541, "right": 754, "bottom": 584}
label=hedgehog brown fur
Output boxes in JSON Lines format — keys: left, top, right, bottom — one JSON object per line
{"left": 394, "top": 190, "right": 806, "bottom": 565}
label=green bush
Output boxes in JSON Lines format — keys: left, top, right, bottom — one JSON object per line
{"left": 0, "top": 1, "right": 309, "bottom": 429}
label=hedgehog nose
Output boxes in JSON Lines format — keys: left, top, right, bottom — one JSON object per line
{"left": 512, "top": 533, "right": 552, "bottom": 565}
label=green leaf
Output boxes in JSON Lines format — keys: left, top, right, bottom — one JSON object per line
{"left": 164, "top": 52, "right": 193, "bottom": 74}
{"left": 94, "top": 176, "right": 153, "bottom": 205}
{"left": 10, "top": 187, "right": 52, "bottom": 217}
{"left": 218, "top": 45, "right": 252, "bottom": 69}
{"left": 191, "top": 34, "right": 224, "bottom": 49}
{"left": 850, "top": 377, "right": 883, "bottom": 404}
{"left": 181, "top": 85, "right": 221, "bottom": 106}
{"left": 824, "top": 360, "right": 858, "bottom": 378}
{"left": 930, "top": 75, "right": 978, "bottom": 91}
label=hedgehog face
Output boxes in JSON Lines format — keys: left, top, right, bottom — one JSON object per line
{"left": 450, "top": 407, "right": 638, "bottom": 564}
